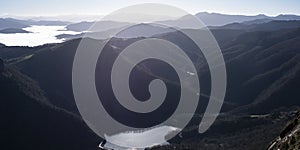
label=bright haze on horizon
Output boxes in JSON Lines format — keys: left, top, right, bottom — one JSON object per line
{"left": 1, "top": 0, "right": 300, "bottom": 21}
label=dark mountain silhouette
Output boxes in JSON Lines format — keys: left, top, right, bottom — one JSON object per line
{"left": 14, "top": 39, "right": 85, "bottom": 112}
{"left": 0, "top": 43, "right": 48, "bottom": 63}
{"left": 0, "top": 63, "right": 100, "bottom": 150}
{"left": 220, "top": 27, "right": 300, "bottom": 113}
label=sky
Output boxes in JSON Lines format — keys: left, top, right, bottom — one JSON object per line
{"left": 1, "top": 0, "right": 300, "bottom": 17}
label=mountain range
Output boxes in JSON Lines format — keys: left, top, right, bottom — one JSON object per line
{"left": 1, "top": 13, "right": 300, "bottom": 149}
{"left": 196, "top": 12, "right": 300, "bottom": 26}
{"left": 63, "top": 13, "right": 300, "bottom": 32}
{"left": 0, "top": 18, "right": 70, "bottom": 30}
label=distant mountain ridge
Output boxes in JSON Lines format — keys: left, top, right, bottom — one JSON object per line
{"left": 3, "top": 18, "right": 71, "bottom": 26}
{"left": 210, "top": 20, "right": 300, "bottom": 31}
{"left": 1, "top": 12, "right": 300, "bottom": 31}
{"left": 0, "top": 18, "right": 70, "bottom": 31}
{"left": 66, "top": 20, "right": 131, "bottom": 32}
{"left": 63, "top": 12, "right": 300, "bottom": 34}
{"left": 0, "top": 18, "right": 29, "bottom": 30}
{"left": 196, "top": 12, "right": 300, "bottom": 26}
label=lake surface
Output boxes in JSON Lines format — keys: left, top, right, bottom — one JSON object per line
{"left": 100, "top": 125, "right": 180, "bottom": 150}
{"left": 0, "top": 25, "right": 80, "bottom": 47}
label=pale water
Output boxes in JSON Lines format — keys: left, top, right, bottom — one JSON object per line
{"left": 100, "top": 125, "right": 180, "bottom": 150}
{"left": 0, "top": 25, "right": 80, "bottom": 47}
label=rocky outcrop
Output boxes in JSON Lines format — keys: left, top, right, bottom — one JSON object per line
{"left": 267, "top": 110, "right": 300, "bottom": 150}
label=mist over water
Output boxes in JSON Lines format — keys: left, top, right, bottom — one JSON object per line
{"left": 0, "top": 25, "right": 80, "bottom": 47}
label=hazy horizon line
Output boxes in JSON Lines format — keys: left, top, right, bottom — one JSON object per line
{"left": 1, "top": 11, "right": 300, "bottom": 18}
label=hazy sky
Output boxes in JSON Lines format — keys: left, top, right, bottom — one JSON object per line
{"left": 1, "top": 0, "right": 300, "bottom": 16}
